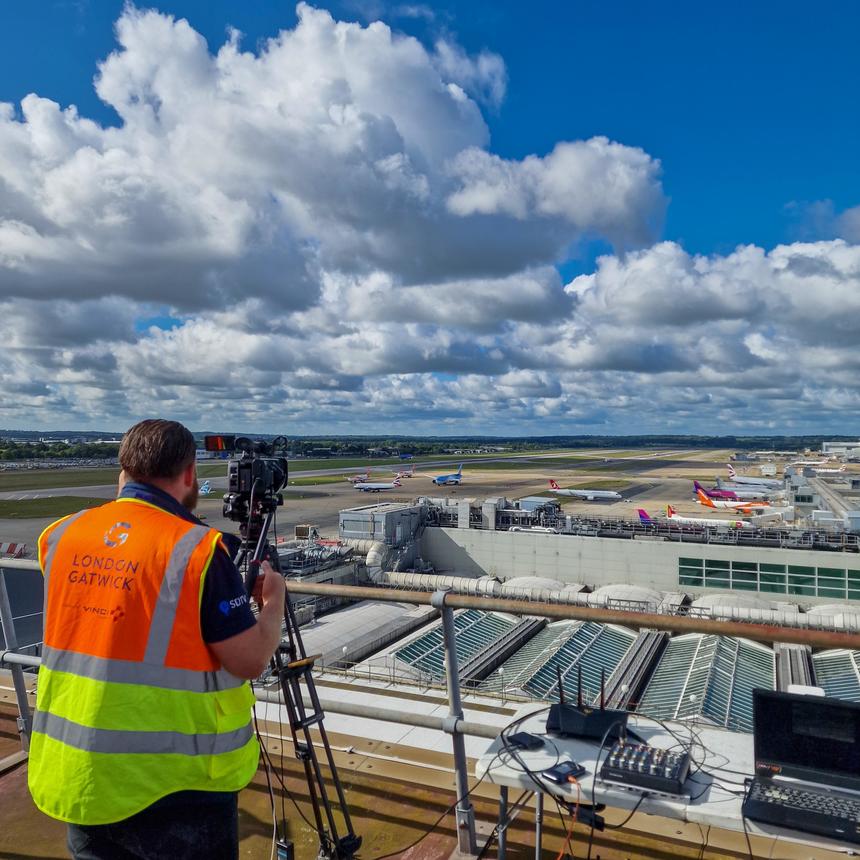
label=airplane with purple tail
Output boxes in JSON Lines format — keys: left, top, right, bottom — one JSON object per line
{"left": 693, "top": 480, "right": 770, "bottom": 502}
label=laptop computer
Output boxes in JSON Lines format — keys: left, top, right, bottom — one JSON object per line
{"left": 743, "top": 688, "right": 860, "bottom": 844}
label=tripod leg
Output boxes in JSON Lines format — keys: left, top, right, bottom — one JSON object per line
{"left": 273, "top": 651, "right": 330, "bottom": 850}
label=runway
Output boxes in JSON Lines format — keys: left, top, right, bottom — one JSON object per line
{"left": 0, "top": 450, "right": 735, "bottom": 555}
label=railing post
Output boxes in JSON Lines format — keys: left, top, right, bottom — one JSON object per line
{"left": 0, "top": 568, "right": 33, "bottom": 750}
{"left": 498, "top": 785, "right": 508, "bottom": 859}
{"left": 534, "top": 791, "right": 543, "bottom": 859}
{"left": 431, "top": 589, "right": 478, "bottom": 856}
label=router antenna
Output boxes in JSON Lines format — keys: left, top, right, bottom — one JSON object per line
{"left": 556, "top": 664, "right": 566, "bottom": 704}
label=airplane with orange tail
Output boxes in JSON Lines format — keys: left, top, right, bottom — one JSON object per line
{"left": 665, "top": 504, "right": 753, "bottom": 529}
{"left": 638, "top": 506, "right": 752, "bottom": 529}
{"left": 694, "top": 485, "right": 770, "bottom": 514}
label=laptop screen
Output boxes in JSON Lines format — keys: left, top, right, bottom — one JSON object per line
{"left": 753, "top": 689, "right": 860, "bottom": 792}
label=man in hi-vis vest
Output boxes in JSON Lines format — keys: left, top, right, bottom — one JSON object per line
{"left": 29, "top": 419, "right": 286, "bottom": 859}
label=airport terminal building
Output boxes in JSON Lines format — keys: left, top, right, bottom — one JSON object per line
{"left": 422, "top": 526, "right": 860, "bottom": 606}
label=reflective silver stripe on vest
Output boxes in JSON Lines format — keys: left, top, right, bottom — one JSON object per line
{"left": 42, "top": 646, "right": 245, "bottom": 693}
{"left": 42, "top": 510, "right": 88, "bottom": 596}
{"left": 143, "top": 525, "right": 213, "bottom": 665}
{"left": 33, "top": 710, "right": 253, "bottom": 756}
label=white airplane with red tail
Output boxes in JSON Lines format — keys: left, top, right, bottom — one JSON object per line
{"left": 547, "top": 479, "right": 622, "bottom": 500}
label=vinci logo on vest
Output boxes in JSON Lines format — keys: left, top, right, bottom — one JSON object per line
{"left": 103, "top": 521, "right": 132, "bottom": 548}
{"left": 218, "top": 594, "right": 248, "bottom": 616}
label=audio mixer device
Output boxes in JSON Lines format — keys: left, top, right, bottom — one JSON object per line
{"left": 546, "top": 665, "right": 628, "bottom": 742}
{"left": 598, "top": 739, "right": 692, "bottom": 795}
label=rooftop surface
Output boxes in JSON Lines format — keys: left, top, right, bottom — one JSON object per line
{"left": 3, "top": 690, "right": 797, "bottom": 860}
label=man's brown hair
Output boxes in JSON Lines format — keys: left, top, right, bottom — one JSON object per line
{"left": 119, "top": 419, "right": 197, "bottom": 483}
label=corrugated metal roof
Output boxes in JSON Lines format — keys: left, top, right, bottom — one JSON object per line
{"left": 394, "top": 609, "right": 519, "bottom": 679}
{"left": 638, "top": 634, "right": 775, "bottom": 733}
{"left": 480, "top": 620, "right": 637, "bottom": 705}
{"left": 812, "top": 649, "right": 860, "bottom": 701}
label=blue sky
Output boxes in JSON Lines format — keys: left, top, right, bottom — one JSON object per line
{"left": 0, "top": 1, "right": 858, "bottom": 433}
{"left": 4, "top": 1, "right": 858, "bottom": 256}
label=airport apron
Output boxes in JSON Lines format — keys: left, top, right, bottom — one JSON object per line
{"left": 28, "top": 498, "right": 259, "bottom": 825}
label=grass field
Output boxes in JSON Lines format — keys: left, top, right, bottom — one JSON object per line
{"left": 288, "top": 475, "right": 350, "bottom": 486}
{"left": 466, "top": 458, "right": 607, "bottom": 471}
{"left": 0, "top": 496, "right": 105, "bottom": 519}
{"left": 287, "top": 449, "right": 591, "bottom": 472}
{"left": 0, "top": 468, "right": 119, "bottom": 491}
{"left": 197, "top": 463, "right": 229, "bottom": 479}
{"left": 566, "top": 479, "right": 632, "bottom": 490}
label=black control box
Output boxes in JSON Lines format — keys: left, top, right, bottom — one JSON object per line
{"left": 546, "top": 702, "right": 628, "bottom": 742}
{"left": 599, "top": 740, "right": 691, "bottom": 795}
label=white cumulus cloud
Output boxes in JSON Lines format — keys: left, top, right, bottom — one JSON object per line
{"left": 2, "top": 3, "right": 856, "bottom": 435}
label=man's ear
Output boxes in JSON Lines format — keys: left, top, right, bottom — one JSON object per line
{"left": 183, "top": 462, "right": 196, "bottom": 487}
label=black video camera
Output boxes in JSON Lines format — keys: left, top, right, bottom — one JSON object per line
{"left": 203, "top": 435, "right": 288, "bottom": 525}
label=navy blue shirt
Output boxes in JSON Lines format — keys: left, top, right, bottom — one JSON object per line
{"left": 118, "top": 482, "right": 257, "bottom": 643}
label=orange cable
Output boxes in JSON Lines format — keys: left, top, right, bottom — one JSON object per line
{"left": 555, "top": 777, "right": 581, "bottom": 860}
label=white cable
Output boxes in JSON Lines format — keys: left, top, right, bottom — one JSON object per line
{"left": 269, "top": 800, "right": 277, "bottom": 860}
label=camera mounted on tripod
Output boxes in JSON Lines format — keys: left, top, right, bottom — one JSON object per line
{"left": 203, "top": 434, "right": 289, "bottom": 527}
{"left": 204, "top": 433, "right": 360, "bottom": 858}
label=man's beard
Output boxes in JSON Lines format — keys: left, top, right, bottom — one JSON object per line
{"left": 182, "top": 479, "right": 199, "bottom": 511}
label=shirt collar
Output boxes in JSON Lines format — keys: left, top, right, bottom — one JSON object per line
{"left": 119, "top": 481, "right": 202, "bottom": 525}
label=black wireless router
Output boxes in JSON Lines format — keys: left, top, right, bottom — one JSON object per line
{"left": 545, "top": 665, "right": 628, "bottom": 741}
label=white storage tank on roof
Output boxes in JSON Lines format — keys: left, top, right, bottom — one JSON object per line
{"left": 589, "top": 584, "right": 662, "bottom": 606}
{"left": 692, "top": 593, "right": 769, "bottom": 612}
{"left": 502, "top": 576, "right": 565, "bottom": 591}
{"left": 807, "top": 603, "right": 860, "bottom": 618}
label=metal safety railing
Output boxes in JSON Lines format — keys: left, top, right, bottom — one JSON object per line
{"left": 9, "top": 563, "right": 860, "bottom": 854}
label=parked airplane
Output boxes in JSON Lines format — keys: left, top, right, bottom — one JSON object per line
{"left": 547, "top": 479, "right": 622, "bottom": 501}
{"left": 695, "top": 486, "right": 769, "bottom": 513}
{"left": 432, "top": 465, "right": 463, "bottom": 486}
{"left": 346, "top": 469, "right": 373, "bottom": 483}
{"left": 354, "top": 479, "right": 402, "bottom": 493}
{"left": 726, "top": 465, "right": 783, "bottom": 489}
{"left": 666, "top": 504, "right": 753, "bottom": 529}
{"left": 810, "top": 465, "right": 847, "bottom": 475}
{"left": 713, "top": 481, "right": 776, "bottom": 501}
{"left": 693, "top": 481, "right": 769, "bottom": 508}
{"left": 393, "top": 465, "right": 414, "bottom": 479}
{"left": 697, "top": 481, "right": 771, "bottom": 502}
{"left": 199, "top": 480, "right": 213, "bottom": 496}
{"left": 638, "top": 506, "right": 753, "bottom": 529}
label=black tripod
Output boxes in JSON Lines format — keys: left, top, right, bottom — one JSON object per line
{"left": 234, "top": 503, "right": 361, "bottom": 860}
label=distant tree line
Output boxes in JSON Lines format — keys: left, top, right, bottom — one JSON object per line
{"left": 0, "top": 440, "right": 121, "bottom": 461}
{"left": 283, "top": 434, "right": 854, "bottom": 458}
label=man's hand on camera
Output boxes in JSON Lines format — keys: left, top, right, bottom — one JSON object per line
{"left": 253, "top": 560, "right": 285, "bottom": 610}
{"left": 211, "top": 561, "right": 286, "bottom": 679}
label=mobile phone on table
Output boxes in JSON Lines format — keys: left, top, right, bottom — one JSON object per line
{"left": 543, "top": 760, "right": 586, "bottom": 783}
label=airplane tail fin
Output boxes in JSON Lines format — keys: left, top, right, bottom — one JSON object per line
{"left": 550, "top": 479, "right": 560, "bottom": 489}
{"left": 727, "top": 464, "right": 736, "bottom": 477}
{"left": 667, "top": 504, "right": 676, "bottom": 516}
{"left": 696, "top": 488, "right": 715, "bottom": 507}
{"left": 637, "top": 509, "right": 653, "bottom": 524}
{"left": 457, "top": 464, "right": 463, "bottom": 475}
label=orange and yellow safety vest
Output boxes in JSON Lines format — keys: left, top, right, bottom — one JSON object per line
{"left": 28, "top": 497, "right": 259, "bottom": 824}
